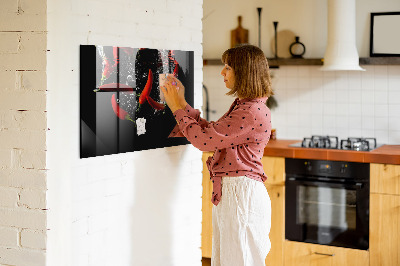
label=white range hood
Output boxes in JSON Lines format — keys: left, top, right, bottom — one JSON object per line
{"left": 320, "top": 0, "right": 365, "bottom": 71}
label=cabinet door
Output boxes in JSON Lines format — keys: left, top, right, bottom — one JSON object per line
{"left": 370, "top": 193, "right": 400, "bottom": 266}
{"left": 202, "top": 152, "right": 213, "bottom": 258}
{"left": 284, "top": 241, "right": 369, "bottom": 266}
{"left": 261, "top": 156, "right": 285, "bottom": 185}
{"left": 370, "top": 163, "right": 400, "bottom": 195}
{"left": 264, "top": 185, "right": 284, "bottom": 266}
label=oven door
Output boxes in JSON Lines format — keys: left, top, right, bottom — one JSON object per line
{"left": 285, "top": 177, "right": 369, "bottom": 250}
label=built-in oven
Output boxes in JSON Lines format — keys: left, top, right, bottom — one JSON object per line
{"left": 285, "top": 158, "right": 369, "bottom": 250}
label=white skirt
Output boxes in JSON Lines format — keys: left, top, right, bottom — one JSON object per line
{"left": 212, "top": 176, "right": 271, "bottom": 266}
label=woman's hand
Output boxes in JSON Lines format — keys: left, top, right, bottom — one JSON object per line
{"left": 160, "top": 76, "right": 187, "bottom": 113}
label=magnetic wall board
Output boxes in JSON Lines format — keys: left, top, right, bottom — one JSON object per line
{"left": 80, "top": 45, "right": 194, "bottom": 158}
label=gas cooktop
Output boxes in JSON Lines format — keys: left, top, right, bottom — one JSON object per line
{"left": 289, "top": 135, "right": 383, "bottom": 151}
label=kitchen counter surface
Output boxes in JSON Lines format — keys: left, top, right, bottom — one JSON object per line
{"left": 263, "top": 139, "right": 400, "bottom": 165}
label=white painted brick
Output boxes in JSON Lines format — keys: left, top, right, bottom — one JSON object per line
{"left": 19, "top": 0, "right": 47, "bottom": 15}
{"left": 0, "top": 129, "right": 46, "bottom": 151}
{"left": 16, "top": 71, "right": 47, "bottom": 91}
{"left": 0, "top": 169, "right": 47, "bottom": 189}
{"left": 0, "top": 208, "right": 46, "bottom": 230}
{"left": 0, "top": 33, "right": 20, "bottom": 54}
{"left": 0, "top": 13, "right": 46, "bottom": 32}
{"left": 20, "top": 229, "right": 46, "bottom": 250}
{"left": 0, "top": 227, "right": 19, "bottom": 247}
{"left": 0, "top": 149, "right": 11, "bottom": 169}
{"left": 0, "top": 110, "right": 46, "bottom": 130}
{"left": 20, "top": 149, "right": 46, "bottom": 170}
{"left": 19, "top": 189, "right": 46, "bottom": 209}
{"left": 0, "top": 71, "right": 16, "bottom": 90}
{"left": 0, "top": 247, "right": 45, "bottom": 266}
{"left": 0, "top": 91, "right": 46, "bottom": 111}
{"left": 0, "top": 33, "right": 47, "bottom": 71}
{"left": 0, "top": 187, "right": 19, "bottom": 208}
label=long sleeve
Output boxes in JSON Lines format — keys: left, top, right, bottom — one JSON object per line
{"left": 172, "top": 105, "right": 257, "bottom": 152}
{"left": 168, "top": 104, "right": 211, "bottom": 137}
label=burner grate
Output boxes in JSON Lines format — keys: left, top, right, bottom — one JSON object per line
{"left": 340, "top": 137, "right": 377, "bottom": 151}
{"left": 301, "top": 135, "right": 339, "bottom": 149}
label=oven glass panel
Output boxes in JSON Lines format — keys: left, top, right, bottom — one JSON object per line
{"left": 297, "top": 186, "right": 357, "bottom": 230}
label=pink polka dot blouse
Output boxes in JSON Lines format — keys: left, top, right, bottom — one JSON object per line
{"left": 169, "top": 97, "right": 272, "bottom": 206}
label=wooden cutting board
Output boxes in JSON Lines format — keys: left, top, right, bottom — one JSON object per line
{"left": 231, "top": 16, "right": 249, "bottom": 48}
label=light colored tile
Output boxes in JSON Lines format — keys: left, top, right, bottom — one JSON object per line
{"left": 298, "top": 77, "right": 310, "bottom": 89}
{"left": 336, "top": 115, "right": 348, "bottom": 128}
{"left": 348, "top": 90, "right": 362, "bottom": 103}
{"left": 374, "top": 90, "right": 388, "bottom": 104}
{"left": 348, "top": 103, "right": 362, "bottom": 116}
{"left": 375, "top": 104, "right": 389, "bottom": 117}
{"left": 374, "top": 130, "right": 389, "bottom": 144}
{"left": 286, "top": 77, "right": 299, "bottom": 89}
{"left": 388, "top": 75, "right": 400, "bottom": 91}
{"left": 336, "top": 90, "right": 349, "bottom": 103}
{"left": 374, "top": 65, "right": 388, "bottom": 78}
{"left": 388, "top": 91, "right": 400, "bottom": 104}
{"left": 388, "top": 131, "right": 400, "bottom": 144}
{"left": 336, "top": 103, "right": 349, "bottom": 116}
{"left": 361, "top": 104, "right": 374, "bottom": 117}
{"left": 362, "top": 90, "right": 375, "bottom": 104}
{"left": 323, "top": 103, "right": 336, "bottom": 116}
{"left": 374, "top": 117, "right": 389, "bottom": 130}
{"left": 374, "top": 77, "right": 388, "bottom": 91}
{"left": 349, "top": 128, "right": 362, "bottom": 137}
{"left": 388, "top": 104, "right": 400, "bottom": 117}
{"left": 298, "top": 67, "right": 311, "bottom": 78}
{"left": 362, "top": 116, "right": 375, "bottom": 130}
{"left": 285, "top": 66, "right": 298, "bottom": 77}
{"left": 348, "top": 116, "right": 362, "bottom": 129}
{"left": 388, "top": 117, "right": 400, "bottom": 131}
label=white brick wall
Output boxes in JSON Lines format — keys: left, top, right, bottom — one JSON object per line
{"left": 47, "top": 1, "right": 203, "bottom": 266}
{"left": 0, "top": 0, "right": 48, "bottom": 265}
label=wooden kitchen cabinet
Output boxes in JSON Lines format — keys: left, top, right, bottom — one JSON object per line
{"left": 370, "top": 163, "right": 400, "bottom": 266}
{"left": 201, "top": 154, "right": 286, "bottom": 265}
{"left": 262, "top": 156, "right": 285, "bottom": 266}
{"left": 284, "top": 241, "right": 369, "bottom": 266}
{"left": 202, "top": 152, "right": 213, "bottom": 258}
{"left": 370, "top": 193, "right": 400, "bottom": 266}
{"left": 264, "top": 184, "right": 285, "bottom": 266}
{"left": 370, "top": 163, "right": 400, "bottom": 195}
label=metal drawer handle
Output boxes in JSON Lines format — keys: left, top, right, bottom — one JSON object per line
{"left": 314, "top": 252, "right": 335, "bottom": 257}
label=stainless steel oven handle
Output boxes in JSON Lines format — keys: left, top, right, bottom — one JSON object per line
{"left": 287, "top": 177, "right": 364, "bottom": 189}
{"left": 313, "top": 252, "right": 335, "bottom": 257}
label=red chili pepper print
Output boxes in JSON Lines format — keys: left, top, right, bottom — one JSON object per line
{"left": 111, "top": 94, "right": 134, "bottom": 122}
{"left": 147, "top": 96, "right": 165, "bottom": 110}
{"left": 139, "top": 69, "right": 153, "bottom": 105}
{"left": 101, "top": 58, "right": 112, "bottom": 82}
{"left": 173, "top": 62, "right": 179, "bottom": 77}
{"left": 112, "top": 47, "right": 119, "bottom": 68}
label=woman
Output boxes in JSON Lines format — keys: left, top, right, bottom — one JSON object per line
{"left": 161, "top": 44, "right": 273, "bottom": 266}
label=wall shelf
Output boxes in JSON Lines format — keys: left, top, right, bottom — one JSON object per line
{"left": 203, "top": 57, "right": 400, "bottom": 67}
{"left": 359, "top": 57, "right": 400, "bottom": 65}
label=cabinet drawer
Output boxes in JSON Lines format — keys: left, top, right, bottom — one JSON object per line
{"left": 284, "top": 241, "right": 369, "bottom": 266}
{"left": 370, "top": 163, "right": 400, "bottom": 195}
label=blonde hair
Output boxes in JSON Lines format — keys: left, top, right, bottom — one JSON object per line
{"left": 221, "top": 44, "right": 273, "bottom": 99}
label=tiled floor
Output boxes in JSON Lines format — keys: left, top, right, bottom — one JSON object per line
{"left": 202, "top": 257, "right": 211, "bottom": 266}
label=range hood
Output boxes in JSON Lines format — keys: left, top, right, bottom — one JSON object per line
{"left": 320, "top": 0, "right": 365, "bottom": 71}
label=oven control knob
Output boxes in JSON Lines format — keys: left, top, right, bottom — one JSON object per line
{"left": 340, "top": 164, "right": 347, "bottom": 174}
{"left": 304, "top": 161, "right": 312, "bottom": 171}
